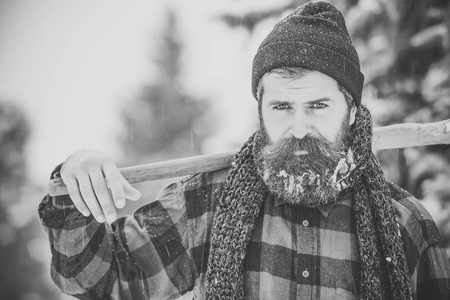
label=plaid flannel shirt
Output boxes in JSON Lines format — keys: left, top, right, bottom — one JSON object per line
{"left": 39, "top": 167, "right": 450, "bottom": 299}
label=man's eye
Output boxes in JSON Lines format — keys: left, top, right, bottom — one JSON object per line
{"left": 273, "top": 104, "right": 292, "bottom": 110}
{"left": 310, "top": 102, "right": 328, "bottom": 109}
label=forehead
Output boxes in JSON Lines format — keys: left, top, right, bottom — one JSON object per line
{"left": 261, "top": 71, "right": 343, "bottom": 103}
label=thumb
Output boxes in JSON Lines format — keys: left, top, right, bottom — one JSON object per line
{"left": 122, "top": 178, "right": 141, "bottom": 201}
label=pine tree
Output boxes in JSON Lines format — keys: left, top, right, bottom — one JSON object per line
{"left": 119, "top": 7, "right": 212, "bottom": 215}
{"left": 0, "top": 102, "right": 60, "bottom": 300}
{"left": 121, "top": 7, "right": 210, "bottom": 164}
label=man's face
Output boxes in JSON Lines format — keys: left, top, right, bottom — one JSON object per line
{"left": 256, "top": 71, "right": 357, "bottom": 206}
{"left": 260, "top": 71, "right": 356, "bottom": 144}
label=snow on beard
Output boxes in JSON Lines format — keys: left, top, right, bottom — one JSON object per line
{"left": 254, "top": 122, "right": 354, "bottom": 207}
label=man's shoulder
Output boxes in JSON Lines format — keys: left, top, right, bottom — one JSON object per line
{"left": 183, "top": 168, "right": 230, "bottom": 191}
{"left": 386, "top": 181, "right": 445, "bottom": 248}
{"left": 386, "top": 181, "right": 428, "bottom": 221}
{"left": 156, "top": 167, "right": 230, "bottom": 201}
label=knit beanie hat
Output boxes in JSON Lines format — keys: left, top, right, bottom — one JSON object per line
{"left": 252, "top": 1, "right": 364, "bottom": 105}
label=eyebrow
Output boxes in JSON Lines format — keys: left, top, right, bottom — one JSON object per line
{"left": 305, "top": 97, "right": 331, "bottom": 105}
{"left": 266, "top": 97, "right": 332, "bottom": 105}
{"left": 266, "top": 100, "right": 293, "bottom": 106}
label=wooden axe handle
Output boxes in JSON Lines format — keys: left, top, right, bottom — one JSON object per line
{"left": 48, "top": 119, "right": 450, "bottom": 197}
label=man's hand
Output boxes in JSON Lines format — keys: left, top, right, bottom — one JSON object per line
{"left": 60, "top": 150, "right": 141, "bottom": 223}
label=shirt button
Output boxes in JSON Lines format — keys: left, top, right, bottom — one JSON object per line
{"left": 302, "top": 270, "right": 310, "bottom": 278}
{"left": 302, "top": 219, "right": 309, "bottom": 227}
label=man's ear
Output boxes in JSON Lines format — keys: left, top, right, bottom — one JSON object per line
{"left": 349, "top": 106, "right": 357, "bottom": 125}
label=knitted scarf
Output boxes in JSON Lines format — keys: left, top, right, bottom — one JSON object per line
{"left": 205, "top": 105, "right": 412, "bottom": 300}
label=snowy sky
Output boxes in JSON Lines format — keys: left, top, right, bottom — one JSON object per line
{"left": 0, "top": 0, "right": 287, "bottom": 188}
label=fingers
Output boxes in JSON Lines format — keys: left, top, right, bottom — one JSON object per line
{"left": 75, "top": 172, "right": 106, "bottom": 223}
{"left": 102, "top": 161, "right": 141, "bottom": 204}
{"left": 63, "top": 176, "right": 91, "bottom": 217}
{"left": 103, "top": 161, "right": 126, "bottom": 208}
{"left": 59, "top": 150, "right": 139, "bottom": 224}
{"left": 122, "top": 177, "right": 142, "bottom": 201}
{"left": 88, "top": 168, "right": 117, "bottom": 223}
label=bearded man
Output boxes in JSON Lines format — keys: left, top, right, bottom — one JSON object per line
{"left": 39, "top": 2, "right": 450, "bottom": 299}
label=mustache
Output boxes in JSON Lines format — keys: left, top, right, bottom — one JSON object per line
{"left": 259, "top": 134, "right": 345, "bottom": 176}
{"left": 263, "top": 134, "right": 344, "bottom": 162}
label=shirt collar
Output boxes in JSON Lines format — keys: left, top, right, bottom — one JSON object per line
{"left": 273, "top": 192, "right": 353, "bottom": 218}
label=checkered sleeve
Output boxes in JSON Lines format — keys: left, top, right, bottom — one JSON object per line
{"left": 393, "top": 194, "right": 450, "bottom": 300}
{"left": 414, "top": 242, "right": 450, "bottom": 300}
{"left": 38, "top": 172, "right": 197, "bottom": 299}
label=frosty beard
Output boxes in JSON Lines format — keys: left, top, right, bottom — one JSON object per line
{"left": 254, "top": 117, "right": 355, "bottom": 207}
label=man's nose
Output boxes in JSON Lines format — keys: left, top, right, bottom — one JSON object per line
{"left": 290, "top": 112, "right": 311, "bottom": 139}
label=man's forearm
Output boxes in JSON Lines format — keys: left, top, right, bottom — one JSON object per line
{"left": 39, "top": 193, "right": 118, "bottom": 298}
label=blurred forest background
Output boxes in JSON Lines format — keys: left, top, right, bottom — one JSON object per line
{"left": 1, "top": 0, "right": 450, "bottom": 299}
